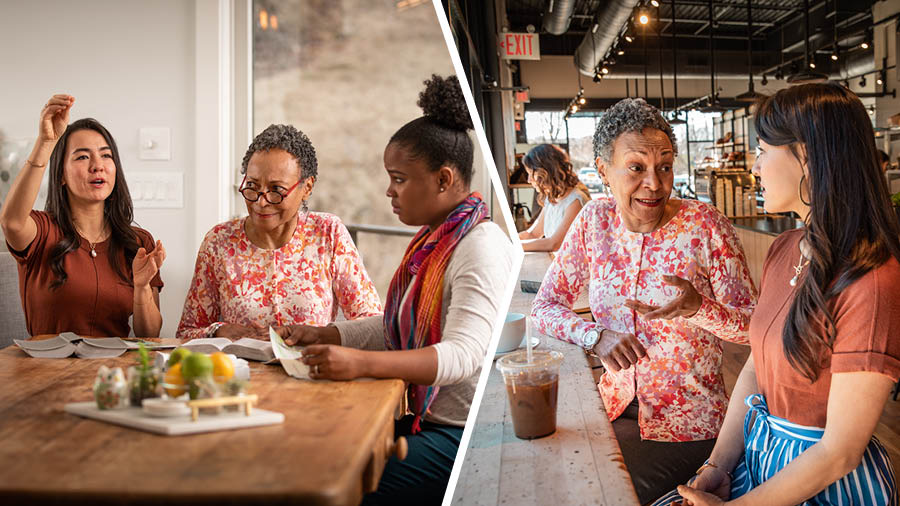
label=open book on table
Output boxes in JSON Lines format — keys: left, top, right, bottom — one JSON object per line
{"left": 180, "top": 337, "right": 275, "bottom": 363}
{"left": 14, "top": 334, "right": 177, "bottom": 359}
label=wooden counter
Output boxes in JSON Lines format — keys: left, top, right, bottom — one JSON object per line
{"left": 0, "top": 345, "right": 405, "bottom": 506}
{"left": 451, "top": 253, "right": 639, "bottom": 506}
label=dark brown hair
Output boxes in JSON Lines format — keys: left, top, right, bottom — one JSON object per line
{"left": 755, "top": 83, "right": 900, "bottom": 381}
{"left": 45, "top": 118, "right": 139, "bottom": 288}
{"left": 522, "top": 144, "right": 580, "bottom": 204}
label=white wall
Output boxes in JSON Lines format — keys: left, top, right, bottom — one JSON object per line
{"left": 0, "top": 0, "right": 199, "bottom": 337}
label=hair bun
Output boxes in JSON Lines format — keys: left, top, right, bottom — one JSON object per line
{"left": 417, "top": 74, "right": 473, "bottom": 131}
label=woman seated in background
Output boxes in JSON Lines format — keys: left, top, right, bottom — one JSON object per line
{"left": 532, "top": 98, "right": 757, "bottom": 505}
{"left": 517, "top": 143, "right": 589, "bottom": 251}
{"left": 278, "top": 75, "right": 514, "bottom": 504}
{"left": 0, "top": 95, "right": 165, "bottom": 338}
{"left": 656, "top": 83, "right": 899, "bottom": 506}
{"left": 176, "top": 124, "right": 381, "bottom": 340}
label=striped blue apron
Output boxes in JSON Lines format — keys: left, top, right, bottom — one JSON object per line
{"left": 653, "top": 394, "right": 898, "bottom": 506}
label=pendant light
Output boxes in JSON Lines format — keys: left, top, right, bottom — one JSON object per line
{"left": 787, "top": 0, "right": 827, "bottom": 83}
{"left": 736, "top": 0, "right": 764, "bottom": 102}
{"left": 700, "top": 0, "right": 725, "bottom": 112}
{"left": 669, "top": 0, "right": 686, "bottom": 124}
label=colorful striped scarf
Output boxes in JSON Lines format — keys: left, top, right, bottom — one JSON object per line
{"left": 384, "top": 192, "right": 489, "bottom": 433}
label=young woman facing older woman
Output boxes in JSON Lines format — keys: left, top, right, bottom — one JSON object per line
{"left": 655, "top": 83, "right": 900, "bottom": 506}
{"left": 0, "top": 95, "right": 165, "bottom": 337}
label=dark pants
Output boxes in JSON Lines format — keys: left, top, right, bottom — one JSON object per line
{"left": 611, "top": 399, "right": 716, "bottom": 505}
{"left": 361, "top": 415, "right": 463, "bottom": 506}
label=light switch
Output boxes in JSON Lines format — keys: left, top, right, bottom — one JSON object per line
{"left": 138, "top": 128, "right": 171, "bottom": 160}
{"left": 131, "top": 171, "right": 183, "bottom": 208}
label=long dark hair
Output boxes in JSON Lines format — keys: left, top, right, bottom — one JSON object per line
{"left": 389, "top": 74, "right": 475, "bottom": 187}
{"left": 45, "top": 118, "right": 139, "bottom": 289}
{"left": 522, "top": 144, "right": 580, "bottom": 203}
{"left": 755, "top": 83, "right": 900, "bottom": 381}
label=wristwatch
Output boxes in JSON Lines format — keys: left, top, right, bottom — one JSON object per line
{"left": 582, "top": 328, "right": 602, "bottom": 357}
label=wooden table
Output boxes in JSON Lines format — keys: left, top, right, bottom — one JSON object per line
{"left": 0, "top": 343, "right": 406, "bottom": 505}
{"left": 451, "top": 252, "right": 639, "bottom": 506}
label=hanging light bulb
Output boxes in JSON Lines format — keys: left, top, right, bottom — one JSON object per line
{"left": 831, "top": 52, "right": 838, "bottom": 61}
{"left": 625, "top": 34, "right": 634, "bottom": 43}
{"left": 601, "top": 67, "right": 609, "bottom": 74}
{"left": 877, "top": 71, "right": 885, "bottom": 86}
{"left": 571, "top": 105, "right": 579, "bottom": 113}
{"left": 809, "top": 62, "right": 816, "bottom": 69}
{"left": 617, "top": 49, "right": 625, "bottom": 56}
{"left": 639, "top": 12, "right": 650, "bottom": 25}
{"left": 861, "top": 39, "right": 870, "bottom": 50}
{"left": 761, "top": 74, "right": 768, "bottom": 86}
{"left": 860, "top": 75, "right": 867, "bottom": 87}
{"left": 579, "top": 97, "right": 587, "bottom": 105}
{"left": 650, "top": 0, "right": 660, "bottom": 7}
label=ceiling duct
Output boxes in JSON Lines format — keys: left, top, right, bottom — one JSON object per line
{"left": 574, "top": 0, "right": 641, "bottom": 76}
{"left": 542, "top": 0, "right": 578, "bottom": 35}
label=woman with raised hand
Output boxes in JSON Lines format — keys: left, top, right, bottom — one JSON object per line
{"left": 177, "top": 124, "right": 382, "bottom": 340}
{"left": 279, "top": 75, "right": 514, "bottom": 504}
{"left": 655, "top": 83, "right": 899, "bottom": 506}
{"left": 517, "top": 143, "right": 589, "bottom": 251}
{"left": 0, "top": 95, "right": 165, "bottom": 337}
{"left": 531, "top": 98, "right": 757, "bottom": 504}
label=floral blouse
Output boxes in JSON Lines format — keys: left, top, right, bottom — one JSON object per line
{"left": 532, "top": 197, "right": 757, "bottom": 442}
{"left": 177, "top": 213, "right": 382, "bottom": 340}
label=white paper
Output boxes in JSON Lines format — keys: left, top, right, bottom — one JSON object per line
{"left": 268, "top": 327, "right": 310, "bottom": 379}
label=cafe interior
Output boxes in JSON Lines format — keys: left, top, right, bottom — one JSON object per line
{"left": 445, "top": 0, "right": 900, "bottom": 503}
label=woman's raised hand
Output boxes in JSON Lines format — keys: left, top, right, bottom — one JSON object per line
{"left": 132, "top": 240, "right": 166, "bottom": 288}
{"left": 625, "top": 275, "right": 703, "bottom": 321}
{"left": 39, "top": 94, "right": 74, "bottom": 146}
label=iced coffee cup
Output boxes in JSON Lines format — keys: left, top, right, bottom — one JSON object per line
{"left": 495, "top": 350, "right": 564, "bottom": 439}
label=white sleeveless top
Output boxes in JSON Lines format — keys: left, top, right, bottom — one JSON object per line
{"left": 543, "top": 190, "right": 588, "bottom": 238}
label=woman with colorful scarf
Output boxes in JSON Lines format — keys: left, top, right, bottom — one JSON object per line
{"left": 280, "top": 75, "right": 514, "bottom": 504}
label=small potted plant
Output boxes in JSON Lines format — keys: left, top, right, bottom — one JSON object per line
{"left": 128, "top": 343, "right": 162, "bottom": 406}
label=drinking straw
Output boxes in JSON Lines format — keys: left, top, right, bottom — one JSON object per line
{"left": 526, "top": 315, "right": 533, "bottom": 363}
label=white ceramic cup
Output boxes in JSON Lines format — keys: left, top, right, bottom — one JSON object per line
{"left": 497, "top": 313, "right": 526, "bottom": 353}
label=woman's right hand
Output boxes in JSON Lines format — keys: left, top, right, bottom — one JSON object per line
{"left": 275, "top": 325, "right": 340, "bottom": 346}
{"left": 688, "top": 466, "right": 731, "bottom": 502}
{"left": 215, "top": 323, "right": 266, "bottom": 339}
{"left": 38, "top": 94, "right": 74, "bottom": 146}
{"left": 591, "top": 329, "right": 646, "bottom": 372}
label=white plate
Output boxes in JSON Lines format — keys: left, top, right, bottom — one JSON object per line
{"left": 493, "top": 336, "right": 541, "bottom": 360}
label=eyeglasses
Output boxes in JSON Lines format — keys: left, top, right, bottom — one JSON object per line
{"left": 239, "top": 175, "right": 301, "bottom": 204}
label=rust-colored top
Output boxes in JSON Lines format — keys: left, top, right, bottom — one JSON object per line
{"left": 8, "top": 210, "right": 163, "bottom": 337}
{"left": 750, "top": 228, "right": 900, "bottom": 427}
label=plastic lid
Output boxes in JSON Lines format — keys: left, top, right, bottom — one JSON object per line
{"left": 495, "top": 349, "right": 564, "bottom": 375}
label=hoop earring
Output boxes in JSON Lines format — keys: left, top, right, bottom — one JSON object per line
{"left": 799, "top": 174, "right": 811, "bottom": 206}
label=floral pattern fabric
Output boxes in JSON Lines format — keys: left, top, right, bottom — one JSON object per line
{"left": 177, "top": 213, "right": 382, "bottom": 339}
{"left": 532, "top": 197, "right": 757, "bottom": 442}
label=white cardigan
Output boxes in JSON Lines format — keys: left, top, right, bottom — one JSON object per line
{"left": 333, "top": 222, "right": 514, "bottom": 427}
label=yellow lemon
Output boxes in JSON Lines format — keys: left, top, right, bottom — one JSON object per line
{"left": 163, "top": 362, "right": 187, "bottom": 398}
{"left": 211, "top": 352, "right": 235, "bottom": 383}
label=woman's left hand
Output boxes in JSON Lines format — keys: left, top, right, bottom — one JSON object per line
{"left": 133, "top": 240, "right": 166, "bottom": 288}
{"left": 625, "top": 275, "right": 702, "bottom": 320}
{"left": 302, "top": 344, "right": 366, "bottom": 380}
{"left": 676, "top": 484, "right": 727, "bottom": 506}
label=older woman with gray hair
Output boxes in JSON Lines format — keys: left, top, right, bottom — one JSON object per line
{"left": 531, "top": 98, "right": 757, "bottom": 504}
{"left": 177, "top": 124, "right": 382, "bottom": 340}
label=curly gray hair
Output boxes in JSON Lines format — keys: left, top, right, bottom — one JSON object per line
{"left": 241, "top": 124, "right": 318, "bottom": 180}
{"left": 592, "top": 98, "right": 678, "bottom": 162}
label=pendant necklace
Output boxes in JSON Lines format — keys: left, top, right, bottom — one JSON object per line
{"left": 75, "top": 223, "right": 107, "bottom": 258}
{"left": 790, "top": 240, "right": 810, "bottom": 287}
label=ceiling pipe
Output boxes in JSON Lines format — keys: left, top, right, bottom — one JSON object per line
{"left": 542, "top": 0, "right": 578, "bottom": 35}
{"left": 573, "top": 0, "right": 641, "bottom": 76}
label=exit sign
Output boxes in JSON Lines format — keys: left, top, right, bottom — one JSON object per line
{"left": 500, "top": 32, "right": 540, "bottom": 60}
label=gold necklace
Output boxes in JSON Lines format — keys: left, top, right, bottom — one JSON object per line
{"left": 74, "top": 223, "right": 108, "bottom": 258}
{"left": 790, "top": 241, "right": 810, "bottom": 287}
